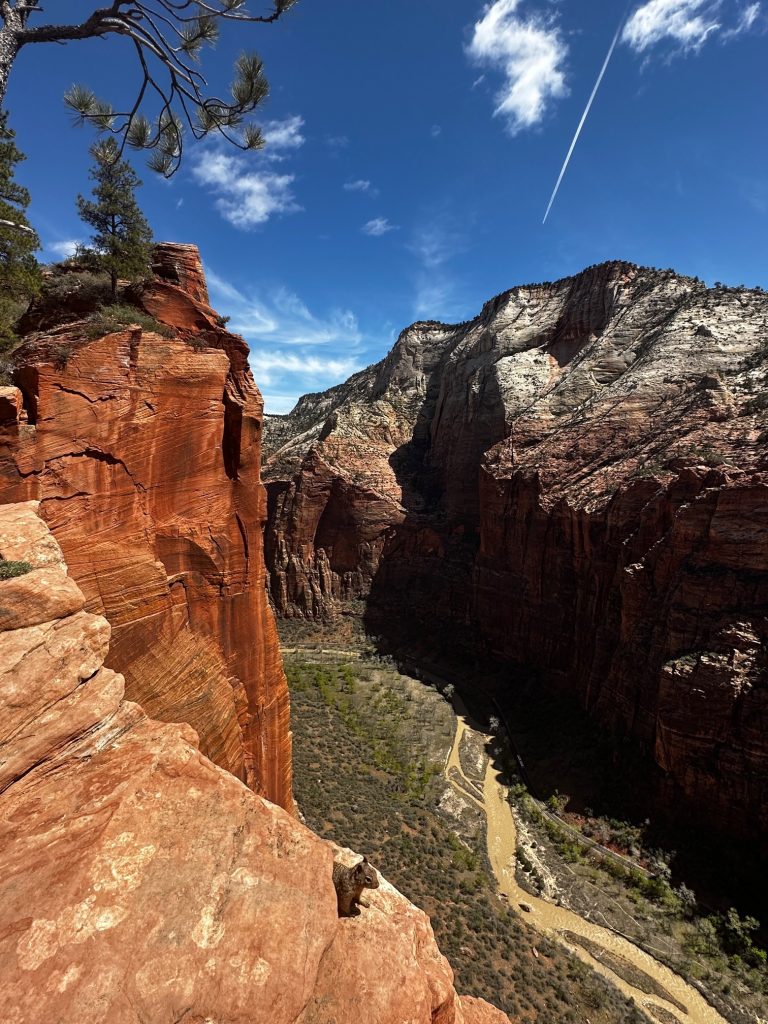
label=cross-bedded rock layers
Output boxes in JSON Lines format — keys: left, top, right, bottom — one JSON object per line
{"left": 0, "top": 244, "right": 291, "bottom": 808}
{"left": 0, "top": 500, "right": 508, "bottom": 1024}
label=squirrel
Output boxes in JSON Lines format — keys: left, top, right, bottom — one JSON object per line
{"left": 332, "top": 855, "right": 380, "bottom": 917}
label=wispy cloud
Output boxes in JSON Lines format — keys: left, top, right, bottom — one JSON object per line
{"left": 623, "top": 0, "right": 761, "bottom": 53}
{"left": 205, "top": 268, "right": 365, "bottom": 413}
{"left": 466, "top": 0, "right": 569, "bottom": 135}
{"left": 723, "top": 1, "right": 762, "bottom": 36}
{"left": 409, "top": 219, "right": 471, "bottom": 321}
{"left": 192, "top": 115, "right": 306, "bottom": 229}
{"left": 344, "top": 178, "right": 379, "bottom": 196}
{"left": 431, "top": 124, "right": 443, "bottom": 138}
{"left": 250, "top": 350, "right": 361, "bottom": 384}
{"left": 738, "top": 175, "right": 768, "bottom": 214}
{"left": 192, "top": 150, "right": 301, "bottom": 229}
{"left": 206, "top": 268, "right": 363, "bottom": 349}
{"left": 46, "top": 239, "right": 81, "bottom": 260}
{"left": 261, "top": 114, "right": 305, "bottom": 157}
{"left": 363, "top": 217, "right": 398, "bottom": 237}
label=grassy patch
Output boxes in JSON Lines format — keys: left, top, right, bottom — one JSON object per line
{"left": 288, "top": 653, "right": 652, "bottom": 1024}
{"left": 84, "top": 304, "right": 175, "bottom": 339}
{"left": 0, "top": 559, "right": 33, "bottom": 580}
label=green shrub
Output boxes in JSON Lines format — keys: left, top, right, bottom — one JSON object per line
{"left": 0, "top": 559, "right": 33, "bottom": 580}
{"left": 85, "top": 303, "right": 174, "bottom": 339}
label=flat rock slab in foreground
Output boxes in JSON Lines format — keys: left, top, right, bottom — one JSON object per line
{"left": 0, "top": 501, "right": 507, "bottom": 1024}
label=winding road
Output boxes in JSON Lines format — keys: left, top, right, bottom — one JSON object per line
{"left": 445, "top": 699, "right": 729, "bottom": 1024}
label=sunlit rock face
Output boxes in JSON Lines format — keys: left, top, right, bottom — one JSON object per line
{"left": 0, "top": 244, "right": 292, "bottom": 809}
{"left": 0, "top": 500, "right": 509, "bottom": 1024}
{"left": 263, "top": 261, "right": 768, "bottom": 841}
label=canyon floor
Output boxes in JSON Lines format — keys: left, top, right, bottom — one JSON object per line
{"left": 281, "top": 633, "right": 767, "bottom": 1024}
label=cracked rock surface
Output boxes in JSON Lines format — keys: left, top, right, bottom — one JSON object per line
{"left": 0, "top": 244, "right": 291, "bottom": 809}
{"left": 0, "top": 500, "right": 507, "bottom": 1024}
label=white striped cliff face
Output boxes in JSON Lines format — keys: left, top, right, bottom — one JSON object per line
{"left": 263, "top": 261, "right": 768, "bottom": 844}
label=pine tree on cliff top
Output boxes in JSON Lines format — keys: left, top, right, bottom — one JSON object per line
{"left": 77, "top": 138, "right": 153, "bottom": 302}
{"left": 0, "top": 112, "right": 40, "bottom": 344}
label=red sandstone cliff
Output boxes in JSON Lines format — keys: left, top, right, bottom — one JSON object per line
{"left": 0, "top": 244, "right": 291, "bottom": 808}
{"left": 263, "top": 262, "right": 768, "bottom": 841}
{"left": 0, "top": 500, "right": 508, "bottom": 1024}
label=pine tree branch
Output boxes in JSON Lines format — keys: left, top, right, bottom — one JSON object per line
{"left": 16, "top": 2, "right": 294, "bottom": 45}
{"left": 8, "top": 1, "right": 294, "bottom": 175}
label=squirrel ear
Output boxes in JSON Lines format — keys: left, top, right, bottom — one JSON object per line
{"left": 362, "top": 856, "right": 368, "bottom": 863}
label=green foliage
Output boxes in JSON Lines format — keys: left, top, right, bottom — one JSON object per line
{"left": 0, "top": 112, "right": 41, "bottom": 345}
{"left": 681, "top": 444, "right": 726, "bottom": 467}
{"left": 60, "top": 5, "right": 291, "bottom": 177}
{"left": 287, "top": 651, "right": 648, "bottom": 1024}
{"left": 84, "top": 304, "right": 174, "bottom": 340}
{"left": 76, "top": 139, "right": 153, "bottom": 299}
{"left": 0, "top": 559, "right": 33, "bottom": 580}
{"left": 717, "top": 907, "right": 765, "bottom": 966}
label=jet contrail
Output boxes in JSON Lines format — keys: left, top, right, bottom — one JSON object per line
{"left": 543, "top": 9, "right": 630, "bottom": 225}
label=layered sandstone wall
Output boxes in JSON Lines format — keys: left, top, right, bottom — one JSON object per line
{"left": 263, "top": 262, "right": 768, "bottom": 840}
{"left": 0, "top": 244, "right": 291, "bottom": 808}
{"left": 0, "top": 500, "right": 508, "bottom": 1024}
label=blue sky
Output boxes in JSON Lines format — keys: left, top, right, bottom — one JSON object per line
{"left": 6, "top": 0, "right": 768, "bottom": 411}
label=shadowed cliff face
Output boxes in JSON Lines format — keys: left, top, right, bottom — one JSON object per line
{"left": 0, "top": 500, "right": 508, "bottom": 1024}
{"left": 262, "top": 261, "right": 768, "bottom": 842}
{"left": 0, "top": 244, "right": 292, "bottom": 810}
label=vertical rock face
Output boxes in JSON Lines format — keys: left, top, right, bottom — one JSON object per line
{"left": 0, "top": 244, "right": 291, "bottom": 809}
{"left": 0, "top": 500, "right": 508, "bottom": 1024}
{"left": 263, "top": 262, "right": 768, "bottom": 841}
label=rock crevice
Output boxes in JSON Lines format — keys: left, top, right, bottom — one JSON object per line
{"left": 1, "top": 244, "right": 291, "bottom": 808}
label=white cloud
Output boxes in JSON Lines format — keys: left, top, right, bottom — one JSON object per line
{"left": 325, "top": 134, "right": 349, "bottom": 150}
{"left": 623, "top": 0, "right": 722, "bottom": 51}
{"left": 205, "top": 268, "right": 365, "bottom": 414}
{"left": 205, "top": 268, "right": 363, "bottom": 348}
{"left": 250, "top": 350, "right": 360, "bottom": 384}
{"left": 192, "top": 149, "right": 300, "bottom": 229}
{"left": 262, "top": 393, "right": 302, "bottom": 415}
{"left": 363, "top": 217, "right": 398, "bottom": 237}
{"left": 47, "top": 239, "right": 81, "bottom": 259}
{"left": 724, "top": 1, "right": 761, "bottom": 36}
{"left": 431, "top": 124, "right": 442, "bottom": 137}
{"left": 262, "top": 115, "right": 305, "bottom": 156}
{"left": 466, "top": 0, "right": 569, "bottom": 135}
{"left": 409, "top": 222, "right": 465, "bottom": 269}
{"left": 622, "top": 0, "right": 761, "bottom": 53}
{"left": 344, "top": 179, "right": 378, "bottom": 195}
{"left": 409, "top": 220, "right": 471, "bottom": 322}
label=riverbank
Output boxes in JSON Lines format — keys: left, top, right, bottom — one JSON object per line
{"left": 445, "top": 696, "right": 729, "bottom": 1024}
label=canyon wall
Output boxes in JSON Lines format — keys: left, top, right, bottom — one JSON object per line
{"left": 263, "top": 262, "right": 768, "bottom": 840}
{"left": 0, "top": 499, "right": 508, "bottom": 1024}
{"left": 0, "top": 244, "right": 291, "bottom": 808}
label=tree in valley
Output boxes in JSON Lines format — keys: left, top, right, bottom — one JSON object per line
{"left": 0, "top": 1, "right": 297, "bottom": 175}
{"left": 0, "top": 111, "right": 39, "bottom": 344}
{"left": 77, "top": 137, "right": 153, "bottom": 300}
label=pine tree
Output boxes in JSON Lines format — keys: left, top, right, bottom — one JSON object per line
{"left": 77, "top": 138, "right": 153, "bottom": 301}
{"left": 0, "top": 111, "right": 40, "bottom": 345}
